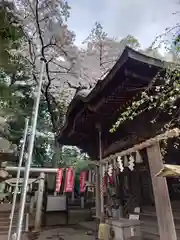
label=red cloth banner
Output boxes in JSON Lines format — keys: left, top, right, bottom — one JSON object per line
{"left": 55, "top": 168, "right": 63, "bottom": 192}
{"left": 64, "top": 168, "right": 75, "bottom": 192}
{"left": 80, "top": 171, "right": 87, "bottom": 193}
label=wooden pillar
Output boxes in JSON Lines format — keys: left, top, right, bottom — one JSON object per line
{"left": 96, "top": 123, "right": 104, "bottom": 221}
{"left": 88, "top": 170, "right": 92, "bottom": 183}
{"left": 95, "top": 165, "right": 101, "bottom": 218}
{"left": 129, "top": 170, "right": 141, "bottom": 208}
{"left": 99, "top": 164, "right": 105, "bottom": 221}
{"left": 146, "top": 142, "right": 177, "bottom": 240}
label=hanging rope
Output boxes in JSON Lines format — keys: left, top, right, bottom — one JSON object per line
{"left": 101, "top": 128, "right": 180, "bottom": 163}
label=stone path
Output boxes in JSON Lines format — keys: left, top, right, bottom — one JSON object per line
{"left": 79, "top": 221, "right": 97, "bottom": 232}
{"left": 2, "top": 222, "right": 97, "bottom": 240}
{"left": 36, "top": 227, "right": 96, "bottom": 240}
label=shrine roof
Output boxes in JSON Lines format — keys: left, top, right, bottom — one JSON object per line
{"left": 57, "top": 46, "right": 166, "bottom": 159}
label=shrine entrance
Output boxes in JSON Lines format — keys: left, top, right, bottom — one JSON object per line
{"left": 57, "top": 47, "right": 180, "bottom": 239}
{"left": 96, "top": 128, "right": 180, "bottom": 240}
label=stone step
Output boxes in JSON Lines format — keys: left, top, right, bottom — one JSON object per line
{"left": 0, "top": 219, "right": 25, "bottom": 224}
{"left": 0, "top": 232, "right": 10, "bottom": 237}
{"left": 0, "top": 231, "right": 26, "bottom": 237}
{"left": 0, "top": 225, "right": 17, "bottom": 231}
{"left": 0, "top": 206, "right": 27, "bottom": 235}
{"left": 0, "top": 226, "right": 25, "bottom": 235}
{"left": 0, "top": 212, "right": 19, "bottom": 217}
{"left": 0, "top": 213, "right": 25, "bottom": 235}
{"left": 0, "top": 216, "right": 19, "bottom": 221}
{"left": 0, "top": 221, "right": 19, "bottom": 226}
{"left": 0, "top": 222, "right": 25, "bottom": 228}
{"left": 0, "top": 217, "right": 23, "bottom": 224}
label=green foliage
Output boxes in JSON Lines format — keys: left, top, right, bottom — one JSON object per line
{"left": 74, "top": 159, "right": 95, "bottom": 173}
{"left": 0, "top": 7, "right": 44, "bottom": 162}
{"left": 0, "top": 5, "right": 92, "bottom": 170}
{"left": 0, "top": 72, "right": 21, "bottom": 116}
{"left": 174, "top": 34, "right": 180, "bottom": 52}
{"left": 60, "top": 147, "right": 90, "bottom": 168}
{"left": 120, "top": 34, "right": 141, "bottom": 49}
{"left": 0, "top": 8, "right": 21, "bottom": 42}
{"left": 84, "top": 21, "right": 107, "bottom": 44}
{"left": 0, "top": 7, "right": 23, "bottom": 73}
{"left": 85, "top": 22, "right": 140, "bottom": 49}
{"left": 32, "top": 135, "right": 53, "bottom": 167}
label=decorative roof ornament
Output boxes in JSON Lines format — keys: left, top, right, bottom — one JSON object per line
{"left": 117, "top": 156, "right": 124, "bottom": 172}
{"left": 136, "top": 151, "right": 143, "bottom": 163}
{"left": 128, "top": 155, "right": 135, "bottom": 171}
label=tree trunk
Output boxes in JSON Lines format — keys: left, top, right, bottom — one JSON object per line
{"left": 47, "top": 136, "right": 62, "bottom": 192}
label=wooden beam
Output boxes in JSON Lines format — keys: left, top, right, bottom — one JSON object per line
{"left": 101, "top": 128, "right": 180, "bottom": 163}
{"left": 146, "top": 142, "right": 177, "bottom": 240}
{"left": 124, "top": 69, "right": 151, "bottom": 82}
{"left": 87, "top": 80, "right": 126, "bottom": 112}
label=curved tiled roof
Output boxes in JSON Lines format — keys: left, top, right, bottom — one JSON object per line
{"left": 58, "top": 46, "right": 166, "bottom": 159}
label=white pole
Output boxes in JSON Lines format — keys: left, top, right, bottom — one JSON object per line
{"left": 8, "top": 118, "right": 29, "bottom": 240}
{"left": 34, "top": 172, "right": 45, "bottom": 231}
{"left": 25, "top": 213, "right": 29, "bottom": 232}
{"left": 29, "top": 195, "right": 35, "bottom": 214}
{"left": 6, "top": 166, "right": 59, "bottom": 173}
{"left": 16, "top": 59, "right": 45, "bottom": 240}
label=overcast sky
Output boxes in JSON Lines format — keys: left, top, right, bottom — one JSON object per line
{"left": 67, "top": 0, "right": 180, "bottom": 49}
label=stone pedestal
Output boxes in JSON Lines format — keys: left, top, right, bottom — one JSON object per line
{"left": 105, "top": 218, "right": 142, "bottom": 240}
